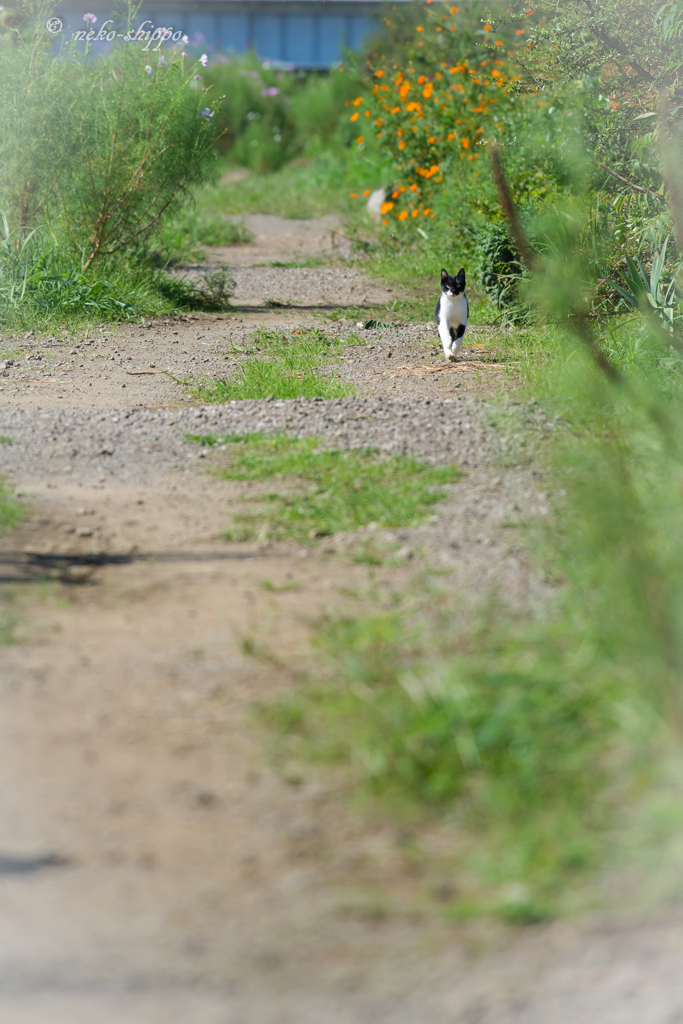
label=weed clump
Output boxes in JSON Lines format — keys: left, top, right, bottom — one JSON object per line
{"left": 189, "top": 433, "right": 458, "bottom": 542}
{"left": 0, "top": 477, "right": 22, "bottom": 533}
{"left": 189, "top": 328, "right": 353, "bottom": 402}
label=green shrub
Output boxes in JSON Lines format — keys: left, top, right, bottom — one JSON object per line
{"left": 200, "top": 55, "right": 360, "bottom": 172}
{"left": 474, "top": 220, "right": 528, "bottom": 308}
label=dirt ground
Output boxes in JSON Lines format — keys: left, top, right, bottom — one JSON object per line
{"left": 1, "top": 217, "right": 682, "bottom": 1023}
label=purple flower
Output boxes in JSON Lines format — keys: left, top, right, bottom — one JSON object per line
{"left": 182, "top": 34, "right": 189, "bottom": 44}
{"left": 260, "top": 86, "right": 280, "bottom": 97}
{"left": 181, "top": 51, "right": 187, "bottom": 57}
{"left": 250, "top": 71, "right": 260, "bottom": 79}
{"left": 194, "top": 74, "right": 201, "bottom": 79}
{"left": 157, "top": 55, "right": 167, "bottom": 67}
{"left": 200, "top": 107, "right": 215, "bottom": 121}
{"left": 83, "top": 12, "right": 96, "bottom": 23}
{"left": 199, "top": 53, "right": 208, "bottom": 66}
{"left": 145, "top": 65, "right": 152, "bottom": 75}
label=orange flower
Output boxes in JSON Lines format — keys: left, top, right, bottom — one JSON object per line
{"left": 376, "top": 68, "right": 384, "bottom": 76}
{"left": 382, "top": 218, "right": 388, "bottom": 225}
{"left": 363, "top": 189, "right": 371, "bottom": 196}
{"left": 423, "top": 208, "right": 431, "bottom": 215}
{"left": 423, "top": 83, "right": 433, "bottom": 98}
{"left": 416, "top": 25, "right": 423, "bottom": 31}
{"left": 380, "top": 201, "right": 394, "bottom": 214}
{"left": 398, "top": 140, "right": 406, "bottom": 149}
{"left": 409, "top": 183, "right": 418, "bottom": 191}
{"left": 492, "top": 70, "right": 500, "bottom": 77}
{"left": 450, "top": 5, "right": 459, "bottom": 10}
{"left": 483, "top": 23, "right": 491, "bottom": 30}
{"left": 399, "top": 82, "right": 410, "bottom": 98}
{"left": 391, "top": 106, "right": 400, "bottom": 113}
{"left": 397, "top": 211, "right": 408, "bottom": 220}
{"left": 417, "top": 75, "right": 426, "bottom": 84}
{"left": 375, "top": 117, "right": 382, "bottom": 126}
{"left": 428, "top": 136, "right": 435, "bottom": 143}
{"left": 349, "top": 193, "right": 358, "bottom": 198}
{"left": 350, "top": 112, "right": 359, "bottom": 121}
{"left": 353, "top": 97, "right": 363, "bottom": 106}
{"left": 357, "top": 136, "right": 364, "bottom": 143}
{"left": 396, "top": 72, "right": 403, "bottom": 85}
{"left": 446, "top": 131, "right": 455, "bottom": 140}
{"left": 411, "top": 209, "right": 419, "bottom": 217}
{"left": 515, "top": 28, "right": 525, "bottom": 34}
{"left": 461, "top": 138, "right": 469, "bottom": 147}
{"left": 495, "top": 40, "right": 503, "bottom": 46}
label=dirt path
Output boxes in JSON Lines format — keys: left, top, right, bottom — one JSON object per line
{"left": 1, "top": 225, "right": 682, "bottom": 1022}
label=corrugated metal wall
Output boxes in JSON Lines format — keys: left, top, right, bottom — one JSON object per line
{"left": 60, "top": 2, "right": 382, "bottom": 67}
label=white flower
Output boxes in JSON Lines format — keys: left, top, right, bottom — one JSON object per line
{"left": 83, "top": 12, "right": 96, "bottom": 22}
{"left": 182, "top": 34, "right": 188, "bottom": 44}
{"left": 199, "top": 53, "right": 208, "bottom": 66}
{"left": 145, "top": 65, "right": 152, "bottom": 75}
{"left": 157, "top": 55, "right": 167, "bottom": 67}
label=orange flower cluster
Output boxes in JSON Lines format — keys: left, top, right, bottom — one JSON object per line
{"left": 352, "top": 5, "right": 526, "bottom": 223}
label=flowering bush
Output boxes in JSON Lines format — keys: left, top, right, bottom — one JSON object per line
{"left": 354, "top": 3, "right": 527, "bottom": 222}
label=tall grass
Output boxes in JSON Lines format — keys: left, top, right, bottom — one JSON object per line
{"left": 0, "top": 3, "right": 223, "bottom": 326}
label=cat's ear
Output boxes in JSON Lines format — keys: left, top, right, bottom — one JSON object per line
{"left": 440, "top": 268, "right": 449, "bottom": 284}
{"left": 455, "top": 268, "right": 466, "bottom": 288}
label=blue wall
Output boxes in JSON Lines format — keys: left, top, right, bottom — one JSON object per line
{"left": 126, "top": 8, "right": 373, "bottom": 66}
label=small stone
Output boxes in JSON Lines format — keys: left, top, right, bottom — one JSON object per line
{"left": 76, "top": 527, "right": 93, "bottom": 537}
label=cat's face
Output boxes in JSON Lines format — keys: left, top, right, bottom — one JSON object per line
{"left": 440, "top": 268, "right": 466, "bottom": 295}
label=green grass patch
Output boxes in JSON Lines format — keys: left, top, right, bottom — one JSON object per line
{"left": 0, "top": 478, "right": 22, "bottom": 533}
{"left": 153, "top": 207, "right": 253, "bottom": 266}
{"left": 195, "top": 150, "right": 376, "bottom": 220}
{"left": 188, "top": 433, "right": 459, "bottom": 543}
{"left": 262, "top": 598, "right": 639, "bottom": 916}
{"left": 188, "top": 327, "right": 354, "bottom": 402}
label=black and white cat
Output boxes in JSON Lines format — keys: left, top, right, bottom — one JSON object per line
{"left": 436, "top": 268, "right": 468, "bottom": 361}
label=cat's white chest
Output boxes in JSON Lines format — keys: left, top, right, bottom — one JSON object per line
{"left": 439, "top": 292, "right": 468, "bottom": 327}
{"left": 437, "top": 290, "right": 468, "bottom": 360}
